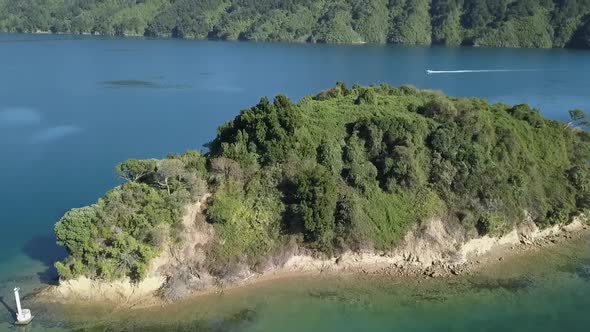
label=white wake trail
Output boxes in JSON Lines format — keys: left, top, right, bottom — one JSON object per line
{"left": 426, "top": 69, "right": 548, "bottom": 74}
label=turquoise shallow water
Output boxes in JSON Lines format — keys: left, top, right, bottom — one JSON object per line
{"left": 3, "top": 235, "right": 589, "bottom": 331}
{"left": 0, "top": 33, "right": 589, "bottom": 330}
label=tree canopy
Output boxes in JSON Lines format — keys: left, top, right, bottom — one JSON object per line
{"left": 54, "top": 151, "right": 207, "bottom": 281}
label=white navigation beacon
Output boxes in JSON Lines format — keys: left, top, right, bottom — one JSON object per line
{"left": 14, "top": 287, "right": 33, "bottom": 325}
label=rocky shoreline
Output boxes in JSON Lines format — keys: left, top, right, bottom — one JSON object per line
{"left": 379, "top": 221, "right": 590, "bottom": 280}
{"left": 37, "top": 206, "right": 589, "bottom": 308}
{"left": 248, "top": 216, "right": 589, "bottom": 282}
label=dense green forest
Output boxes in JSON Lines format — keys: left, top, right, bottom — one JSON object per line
{"left": 53, "top": 84, "right": 590, "bottom": 281}
{"left": 1, "top": 0, "right": 590, "bottom": 48}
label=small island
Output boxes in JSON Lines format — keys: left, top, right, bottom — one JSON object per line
{"left": 50, "top": 84, "right": 590, "bottom": 304}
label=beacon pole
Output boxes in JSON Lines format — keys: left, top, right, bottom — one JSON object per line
{"left": 14, "top": 287, "right": 22, "bottom": 317}
{"left": 13, "top": 287, "right": 33, "bottom": 325}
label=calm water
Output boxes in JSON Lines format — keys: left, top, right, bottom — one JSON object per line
{"left": 0, "top": 33, "right": 589, "bottom": 331}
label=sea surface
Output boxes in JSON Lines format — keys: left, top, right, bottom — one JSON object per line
{"left": 0, "top": 33, "right": 589, "bottom": 331}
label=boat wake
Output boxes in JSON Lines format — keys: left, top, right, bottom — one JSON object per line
{"left": 426, "top": 69, "right": 547, "bottom": 74}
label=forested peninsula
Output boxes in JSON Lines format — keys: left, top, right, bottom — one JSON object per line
{"left": 2, "top": 0, "right": 590, "bottom": 49}
{"left": 52, "top": 84, "right": 590, "bottom": 296}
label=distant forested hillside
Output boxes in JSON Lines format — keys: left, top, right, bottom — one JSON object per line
{"left": 1, "top": 0, "right": 590, "bottom": 48}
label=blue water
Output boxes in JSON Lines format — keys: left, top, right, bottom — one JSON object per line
{"left": 0, "top": 33, "right": 589, "bottom": 330}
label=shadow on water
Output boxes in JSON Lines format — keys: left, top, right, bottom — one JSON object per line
{"left": 411, "top": 291, "right": 447, "bottom": 303}
{"left": 65, "top": 307, "right": 257, "bottom": 332}
{"left": 554, "top": 241, "right": 590, "bottom": 281}
{"left": 22, "top": 234, "right": 67, "bottom": 285}
{"left": 99, "top": 79, "right": 161, "bottom": 89}
{"left": 467, "top": 276, "right": 535, "bottom": 292}
{"left": 0, "top": 296, "right": 16, "bottom": 318}
{"left": 103, "top": 48, "right": 139, "bottom": 53}
{"left": 562, "top": 261, "right": 590, "bottom": 281}
{"left": 98, "top": 80, "right": 189, "bottom": 90}
{"left": 577, "top": 266, "right": 590, "bottom": 281}
{"left": 307, "top": 289, "right": 374, "bottom": 310}
{"left": 308, "top": 289, "right": 345, "bottom": 301}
